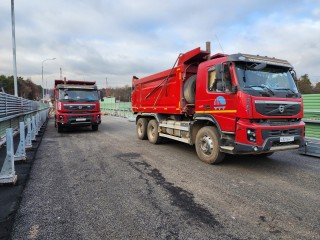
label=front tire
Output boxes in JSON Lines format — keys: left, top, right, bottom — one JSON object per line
{"left": 57, "top": 125, "right": 63, "bottom": 133}
{"left": 136, "top": 118, "right": 148, "bottom": 140}
{"left": 195, "top": 126, "right": 225, "bottom": 164}
{"left": 147, "top": 119, "right": 162, "bottom": 144}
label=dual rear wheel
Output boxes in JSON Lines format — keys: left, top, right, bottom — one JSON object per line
{"left": 136, "top": 117, "right": 224, "bottom": 164}
{"left": 136, "top": 118, "right": 162, "bottom": 144}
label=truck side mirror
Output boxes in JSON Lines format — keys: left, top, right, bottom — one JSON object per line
{"left": 99, "top": 90, "right": 104, "bottom": 101}
{"left": 215, "top": 64, "right": 223, "bottom": 80}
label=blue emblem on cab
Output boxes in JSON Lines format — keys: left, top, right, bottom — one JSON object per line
{"left": 214, "top": 96, "right": 226, "bottom": 110}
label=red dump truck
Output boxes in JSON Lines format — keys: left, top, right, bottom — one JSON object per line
{"left": 54, "top": 79, "right": 102, "bottom": 132}
{"left": 132, "top": 44, "right": 305, "bottom": 164}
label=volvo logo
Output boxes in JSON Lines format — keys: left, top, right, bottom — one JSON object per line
{"left": 79, "top": 106, "right": 83, "bottom": 110}
{"left": 279, "top": 105, "right": 285, "bottom": 113}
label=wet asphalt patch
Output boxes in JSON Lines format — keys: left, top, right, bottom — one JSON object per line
{"left": 115, "top": 152, "right": 221, "bottom": 229}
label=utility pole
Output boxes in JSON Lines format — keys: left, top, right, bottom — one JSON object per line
{"left": 11, "top": 0, "right": 18, "bottom": 96}
{"left": 41, "top": 58, "right": 56, "bottom": 99}
{"left": 106, "top": 77, "right": 109, "bottom": 97}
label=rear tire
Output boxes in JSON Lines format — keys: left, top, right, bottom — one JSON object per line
{"left": 147, "top": 119, "right": 162, "bottom": 144}
{"left": 136, "top": 118, "right": 148, "bottom": 140}
{"left": 195, "top": 126, "right": 225, "bottom": 164}
{"left": 183, "top": 75, "right": 196, "bottom": 104}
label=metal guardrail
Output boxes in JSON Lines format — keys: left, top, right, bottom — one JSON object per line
{"left": 0, "top": 92, "right": 48, "bottom": 147}
{"left": 0, "top": 110, "right": 48, "bottom": 184}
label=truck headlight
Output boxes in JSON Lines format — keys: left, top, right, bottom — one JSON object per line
{"left": 247, "top": 128, "right": 256, "bottom": 142}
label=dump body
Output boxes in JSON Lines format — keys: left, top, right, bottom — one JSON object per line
{"left": 132, "top": 47, "right": 209, "bottom": 115}
{"left": 54, "top": 80, "right": 102, "bottom": 132}
{"left": 132, "top": 46, "right": 305, "bottom": 164}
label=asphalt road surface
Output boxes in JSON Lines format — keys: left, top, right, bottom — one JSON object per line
{"left": 11, "top": 116, "right": 320, "bottom": 240}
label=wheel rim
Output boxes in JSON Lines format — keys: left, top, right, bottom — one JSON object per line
{"left": 200, "top": 135, "right": 213, "bottom": 155}
{"left": 150, "top": 125, "right": 156, "bottom": 137}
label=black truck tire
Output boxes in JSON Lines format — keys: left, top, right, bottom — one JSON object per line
{"left": 183, "top": 74, "right": 196, "bottom": 104}
{"left": 147, "top": 119, "right": 162, "bottom": 144}
{"left": 136, "top": 118, "right": 148, "bottom": 140}
{"left": 92, "top": 125, "right": 99, "bottom": 131}
{"left": 195, "top": 126, "right": 225, "bottom": 164}
{"left": 57, "top": 125, "right": 63, "bottom": 133}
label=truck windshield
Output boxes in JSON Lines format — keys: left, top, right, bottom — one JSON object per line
{"left": 58, "top": 89, "right": 99, "bottom": 102}
{"left": 235, "top": 63, "right": 299, "bottom": 98}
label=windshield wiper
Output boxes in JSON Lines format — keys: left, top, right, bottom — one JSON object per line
{"left": 275, "top": 88, "right": 298, "bottom": 97}
{"left": 244, "top": 85, "right": 275, "bottom": 96}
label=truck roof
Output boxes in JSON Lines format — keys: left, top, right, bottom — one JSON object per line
{"left": 54, "top": 80, "right": 96, "bottom": 87}
{"left": 227, "top": 53, "right": 293, "bottom": 68}
{"left": 54, "top": 80, "right": 97, "bottom": 90}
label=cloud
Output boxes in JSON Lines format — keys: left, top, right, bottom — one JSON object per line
{"left": 0, "top": 0, "right": 319, "bottom": 89}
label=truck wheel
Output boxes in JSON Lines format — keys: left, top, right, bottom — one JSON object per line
{"left": 195, "top": 126, "right": 225, "bottom": 164}
{"left": 184, "top": 74, "right": 196, "bottom": 104}
{"left": 147, "top": 119, "right": 162, "bottom": 144}
{"left": 92, "top": 125, "right": 98, "bottom": 131}
{"left": 57, "top": 125, "right": 63, "bottom": 133}
{"left": 137, "top": 118, "right": 148, "bottom": 140}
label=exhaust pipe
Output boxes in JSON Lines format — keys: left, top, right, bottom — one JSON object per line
{"left": 206, "top": 41, "right": 211, "bottom": 60}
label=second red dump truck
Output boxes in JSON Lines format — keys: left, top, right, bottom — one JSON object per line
{"left": 132, "top": 44, "right": 305, "bottom": 164}
{"left": 54, "top": 79, "right": 102, "bottom": 132}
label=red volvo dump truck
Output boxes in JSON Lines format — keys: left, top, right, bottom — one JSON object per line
{"left": 54, "top": 79, "right": 102, "bottom": 132}
{"left": 132, "top": 44, "right": 305, "bottom": 164}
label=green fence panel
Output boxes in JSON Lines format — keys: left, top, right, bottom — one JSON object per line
{"left": 302, "top": 94, "right": 320, "bottom": 139}
{"left": 100, "top": 98, "right": 134, "bottom": 118}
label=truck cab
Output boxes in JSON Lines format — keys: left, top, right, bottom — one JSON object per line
{"left": 54, "top": 80, "right": 102, "bottom": 132}
{"left": 195, "top": 53, "right": 304, "bottom": 155}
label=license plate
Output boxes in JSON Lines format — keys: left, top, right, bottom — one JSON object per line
{"left": 280, "top": 136, "right": 294, "bottom": 142}
{"left": 76, "top": 118, "right": 86, "bottom": 121}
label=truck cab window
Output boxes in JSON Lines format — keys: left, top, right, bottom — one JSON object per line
{"left": 208, "top": 68, "right": 216, "bottom": 91}
{"left": 223, "top": 66, "right": 232, "bottom": 93}
{"left": 208, "top": 65, "right": 232, "bottom": 93}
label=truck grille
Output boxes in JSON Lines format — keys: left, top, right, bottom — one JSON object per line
{"left": 255, "top": 101, "right": 300, "bottom": 116}
{"left": 64, "top": 104, "right": 95, "bottom": 110}
{"left": 262, "top": 128, "right": 302, "bottom": 140}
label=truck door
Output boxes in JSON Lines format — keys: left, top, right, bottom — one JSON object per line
{"left": 196, "top": 63, "right": 237, "bottom": 133}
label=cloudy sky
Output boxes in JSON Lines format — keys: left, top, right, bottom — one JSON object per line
{"left": 0, "top": 0, "right": 319, "bottom": 89}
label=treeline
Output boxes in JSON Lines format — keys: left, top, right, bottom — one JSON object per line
{"left": 100, "top": 85, "right": 132, "bottom": 102}
{"left": 0, "top": 75, "right": 42, "bottom": 100}
{"left": 297, "top": 74, "right": 320, "bottom": 94}
{"left": 0, "top": 74, "right": 319, "bottom": 101}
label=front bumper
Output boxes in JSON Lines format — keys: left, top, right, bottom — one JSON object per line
{"left": 56, "top": 113, "right": 101, "bottom": 127}
{"left": 224, "top": 135, "right": 305, "bottom": 154}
